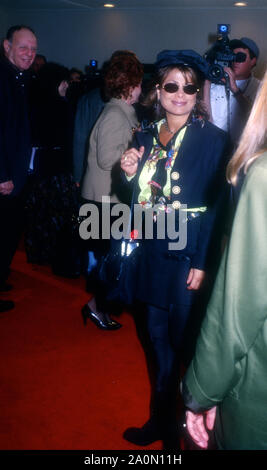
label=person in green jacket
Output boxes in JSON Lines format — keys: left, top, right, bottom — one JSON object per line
{"left": 183, "top": 67, "right": 267, "bottom": 450}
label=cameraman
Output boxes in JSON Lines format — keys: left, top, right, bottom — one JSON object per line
{"left": 204, "top": 37, "right": 260, "bottom": 145}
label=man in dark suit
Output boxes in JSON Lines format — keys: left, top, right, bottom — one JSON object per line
{"left": 0, "top": 25, "right": 37, "bottom": 312}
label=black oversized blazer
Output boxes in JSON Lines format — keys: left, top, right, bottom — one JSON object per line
{"left": 0, "top": 58, "right": 32, "bottom": 196}
{"left": 125, "top": 119, "right": 230, "bottom": 309}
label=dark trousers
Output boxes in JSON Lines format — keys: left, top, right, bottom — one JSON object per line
{"left": 0, "top": 192, "right": 25, "bottom": 284}
{"left": 146, "top": 303, "right": 192, "bottom": 432}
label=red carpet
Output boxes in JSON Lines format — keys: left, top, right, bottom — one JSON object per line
{"left": 0, "top": 249, "right": 162, "bottom": 450}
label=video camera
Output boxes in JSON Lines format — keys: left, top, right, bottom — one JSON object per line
{"left": 205, "top": 24, "right": 246, "bottom": 84}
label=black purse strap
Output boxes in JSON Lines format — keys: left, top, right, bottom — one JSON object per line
{"left": 124, "top": 157, "right": 142, "bottom": 241}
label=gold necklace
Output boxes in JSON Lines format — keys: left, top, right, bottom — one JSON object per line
{"left": 163, "top": 120, "right": 175, "bottom": 134}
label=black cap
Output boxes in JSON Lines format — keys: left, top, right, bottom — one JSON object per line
{"left": 229, "top": 37, "right": 259, "bottom": 59}
{"left": 155, "top": 49, "right": 209, "bottom": 78}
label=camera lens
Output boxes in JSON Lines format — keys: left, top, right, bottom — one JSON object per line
{"left": 210, "top": 65, "right": 224, "bottom": 79}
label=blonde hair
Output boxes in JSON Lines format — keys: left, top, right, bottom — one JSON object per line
{"left": 227, "top": 68, "right": 267, "bottom": 185}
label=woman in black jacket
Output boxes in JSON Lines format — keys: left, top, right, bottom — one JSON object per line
{"left": 120, "top": 50, "right": 229, "bottom": 450}
{"left": 25, "top": 62, "right": 79, "bottom": 275}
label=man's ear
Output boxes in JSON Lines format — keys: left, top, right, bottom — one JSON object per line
{"left": 251, "top": 57, "right": 257, "bottom": 69}
{"left": 3, "top": 39, "right": 11, "bottom": 55}
{"left": 156, "top": 84, "right": 160, "bottom": 99}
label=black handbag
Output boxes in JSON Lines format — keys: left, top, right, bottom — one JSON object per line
{"left": 97, "top": 169, "right": 141, "bottom": 305}
{"left": 97, "top": 237, "right": 140, "bottom": 305}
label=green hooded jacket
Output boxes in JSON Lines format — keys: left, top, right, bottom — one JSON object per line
{"left": 184, "top": 151, "right": 267, "bottom": 450}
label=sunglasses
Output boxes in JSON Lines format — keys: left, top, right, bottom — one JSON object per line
{"left": 161, "top": 83, "right": 199, "bottom": 95}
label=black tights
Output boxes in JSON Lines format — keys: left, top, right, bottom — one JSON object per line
{"left": 146, "top": 303, "right": 192, "bottom": 432}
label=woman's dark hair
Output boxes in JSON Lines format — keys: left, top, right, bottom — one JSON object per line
{"left": 104, "top": 53, "right": 143, "bottom": 100}
{"left": 142, "top": 64, "right": 208, "bottom": 120}
{"left": 70, "top": 67, "right": 82, "bottom": 77}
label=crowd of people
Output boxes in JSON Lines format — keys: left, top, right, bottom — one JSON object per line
{"left": 0, "top": 23, "right": 266, "bottom": 451}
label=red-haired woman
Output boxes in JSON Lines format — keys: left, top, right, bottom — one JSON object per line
{"left": 81, "top": 51, "right": 143, "bottom": 330}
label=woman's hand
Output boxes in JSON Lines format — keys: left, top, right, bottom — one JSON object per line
{"left": 186, "top": 407, "right": 216, "bottom": 449}
{"left": 186, "top": 268, "right": 205, "bottom": 290}
{"left": 121, "top": 146, "right": 144, "bottom": 177}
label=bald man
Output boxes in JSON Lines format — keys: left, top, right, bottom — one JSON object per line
{"left": 0, "top": 25, "right": 37, "bottom": 312}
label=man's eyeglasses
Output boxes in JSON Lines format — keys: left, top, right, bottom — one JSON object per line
{"left": 161, "top": 83, "right": 199, "bottom": 95}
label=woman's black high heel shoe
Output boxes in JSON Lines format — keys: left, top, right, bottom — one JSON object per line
{"left": 81, "top": 304, "right": 122, "bottom": 330}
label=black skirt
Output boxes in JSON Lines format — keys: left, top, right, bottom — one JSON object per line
{"left": 24, "top": 172, "right": 80, "bottom": 266}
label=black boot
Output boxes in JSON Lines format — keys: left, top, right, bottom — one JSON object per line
{"left": 162, "top": 423, "right": 181, "bottom": 451}
{"left": 154, "top": 390, "right": 181, "bottom": 451}
{"left": 123, "top": 416, "right": 162, "bottom": 446}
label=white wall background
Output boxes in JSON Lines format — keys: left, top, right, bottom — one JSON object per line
{"left": 1, "top": 7, "right": 266, "bottom": 77}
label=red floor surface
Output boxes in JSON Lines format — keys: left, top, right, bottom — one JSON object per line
{"left": 0, "top": 249, "right": 162, "bottom": 451}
